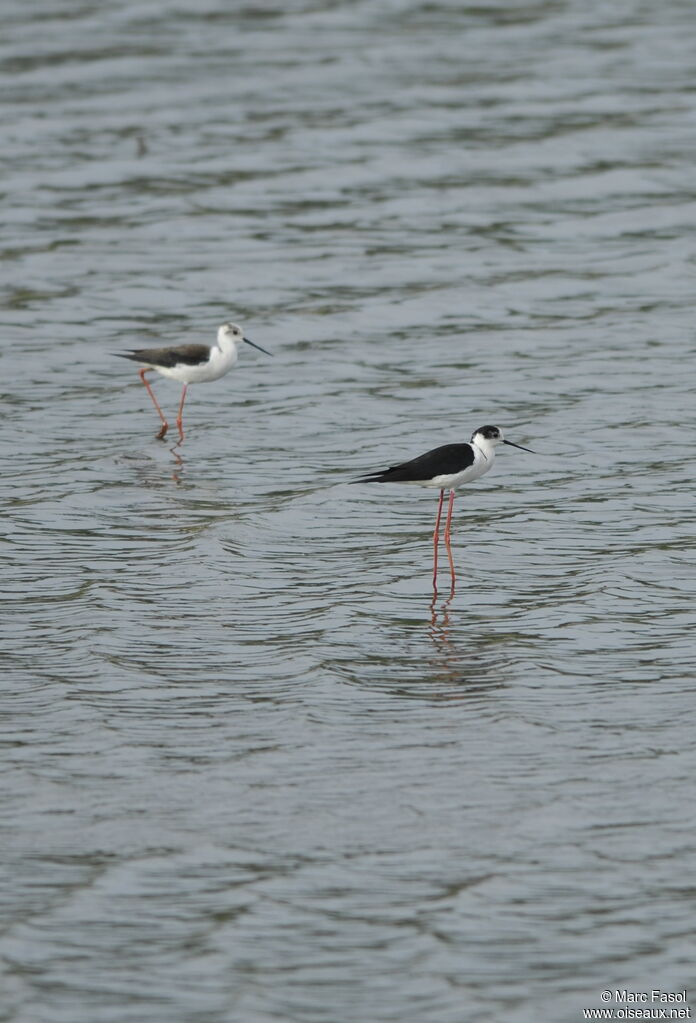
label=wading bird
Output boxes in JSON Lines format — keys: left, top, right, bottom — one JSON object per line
{"left": 355, "top": 425, "right": 533, "bottom": 592}
{"left": 115, "top": 322, "right": 271, "bottom": 440}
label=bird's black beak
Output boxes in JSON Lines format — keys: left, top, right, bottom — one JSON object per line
{"left": 503, "top": 439, "right": 534, "bottom": 453}
{"left": 243, "top": 337, "right": 273, "bottom": 356}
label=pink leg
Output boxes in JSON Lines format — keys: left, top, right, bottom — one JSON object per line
{"left": 139, "top": 369, "right": 168, "bottom": 440}
{"left": 432, "top": 489, "right": 445, "bottom": 591}
{"left": 176, "top": 384, "right": 188, "bottom": 441}
{"left": 444, "top": 489, "right": 456, "bottom": 589}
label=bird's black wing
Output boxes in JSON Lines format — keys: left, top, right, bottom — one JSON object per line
{"left": 113, "top": 344, "right": 212, "bottom": 368}
{"left": 355, "top": 443, "right": 475, "bottom": 483}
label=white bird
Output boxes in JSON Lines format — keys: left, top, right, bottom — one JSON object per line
{"left": 355, "top": 425, "right": 534, "bottom": 592}
{"left": 115, "top": 322, "right": 271, "bottom": 440}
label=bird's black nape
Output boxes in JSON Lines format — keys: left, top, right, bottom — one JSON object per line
{"left": 474, "top": 425, "right": 502, "bottom": 440}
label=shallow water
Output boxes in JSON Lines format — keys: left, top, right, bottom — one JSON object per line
{"left": 2, "top": 1, "right": 696, "bottom": 1021}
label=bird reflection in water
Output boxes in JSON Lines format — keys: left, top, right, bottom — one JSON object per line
{"left": 429, "top": 588, "right": 455, "bottom": 643}
{"left": 169, "top": 440, "right": 185, "bottom": 484}
{"left": 426, "top": 596, "right": 509, "bottom": 698}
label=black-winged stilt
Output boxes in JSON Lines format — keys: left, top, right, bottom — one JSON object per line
{"left": 355, "top": 425, "right": 534, "bottom": 592}
{"left": 114, "top": 322, "right": 272, "bottom": 440}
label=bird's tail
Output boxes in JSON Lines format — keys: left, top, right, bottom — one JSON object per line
{"left": 351, "top": 468, "right": 397, "bottom": 484}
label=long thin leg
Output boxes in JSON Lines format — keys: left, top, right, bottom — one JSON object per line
{"left": 432, "top": 489, "right": 445, "bottom": 591}
{"left": 176, "top": 384, "right": 188, "bottom": 441}
{"left": 444, "top": 489, "right": 456, "bottom": 589}
{"left": 139, "top": 368, "right": 168, "bottom": 440}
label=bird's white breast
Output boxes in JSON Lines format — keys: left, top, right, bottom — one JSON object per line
{"left": 423, "top": 445, "right": 496, "bottom": 490}
{"left": 156, "top": 344, "right": 238, "bottom": 383}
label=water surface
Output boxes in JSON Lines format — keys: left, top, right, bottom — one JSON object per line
{"left": 2, "top": 1, "right": 696, "bottom": 1021}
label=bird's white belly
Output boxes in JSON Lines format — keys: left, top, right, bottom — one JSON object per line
{"left": 421, "top": 458, "right": 493, "bottom": 490}
{"left": 155, "top": 353, "right": 236, "bottom": 384}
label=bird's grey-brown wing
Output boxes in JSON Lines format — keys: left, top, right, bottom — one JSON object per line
{"left": 355, "top": 443, "right": 475, "bottom": 483}
{"left": 113, "top": 344, "right": 212, "bottom": 368}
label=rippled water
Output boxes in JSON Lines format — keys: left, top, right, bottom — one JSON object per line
{"left": 2, "top": 1, "right": 696, "bottom": 1021}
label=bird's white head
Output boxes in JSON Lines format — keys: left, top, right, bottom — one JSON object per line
{"left": 471, "top": 425, "right": 534, "bottom": 455}
{"left": 216, "top": 321, "right": 273, "bottom": 357}
{"left": 217, "top": 322, "right": 244, "bottom": 350}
